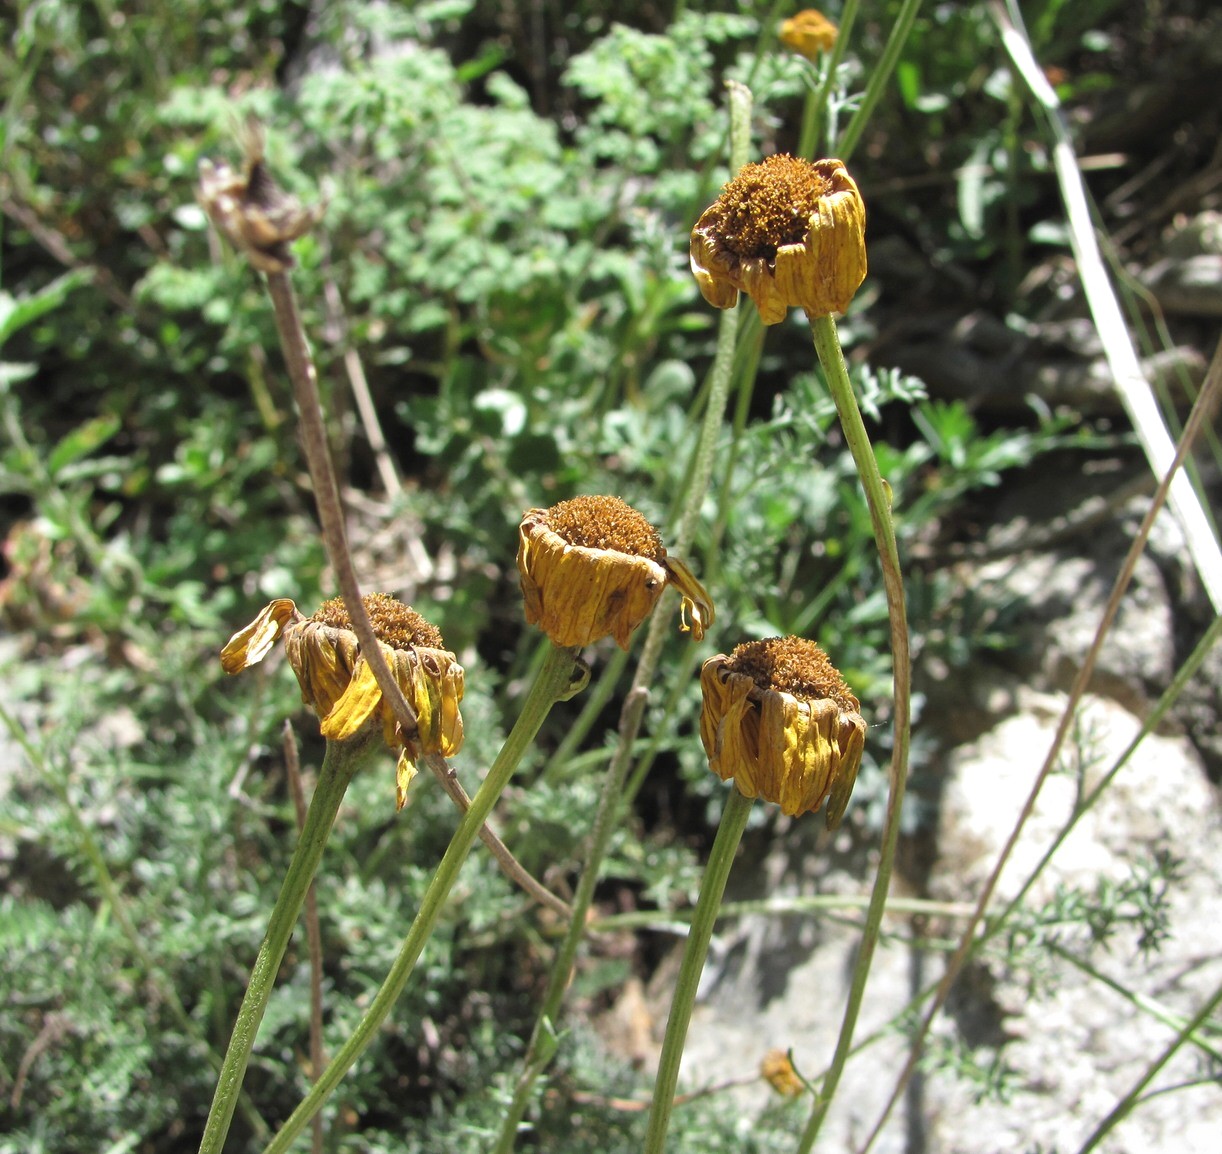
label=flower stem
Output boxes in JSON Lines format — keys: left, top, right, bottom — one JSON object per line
{"left": 643, "top": 784, "right": 754, "bottom": 1154}
{"left": 486, "top": 79, "right": 756, "bottom": 1153}
{"left": 197, "top": 737, "right": 373, "bottom": 1154}
{"left": 490, "top": 685, "right": 649, "bottom": 1154}
{"left": 794, "top": 312, "right": 911, "bottom": 1153}
{"left": 836, "top": 0, "right": 922, "bottom": 162}
{"left": 263, "top": 267, "right": 567, "bottom": 919}
{"left": 262, "top": 643, "right": 580, "bottom": 1154}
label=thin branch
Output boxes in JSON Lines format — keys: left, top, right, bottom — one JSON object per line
{"left": 321, "top": 276, "right": 401, "bottom": 498}
{"left": 858, "top": 334, "right": 1222, "bottom": 1152}
{"left": 263, "top": 268, "right": 570, "bottom": 921}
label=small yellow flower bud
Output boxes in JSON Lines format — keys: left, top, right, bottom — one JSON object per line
{"left": 517, "top": 495, "right": 714, "bottom": 651}
{"left": 221, "top": 594, "right": 464, "bottom": 809}
{"left": 699, "top": 636, "right": 865, "bottom": 827}
{"left": 690, "top": 154, "right": 866, "bottom": 324}
{"left": 779, "top": 10, "right": 838, "bottom": 60}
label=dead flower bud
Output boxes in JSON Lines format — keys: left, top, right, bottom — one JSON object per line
{"left": 517, "top": 495, "right": 714, "bottom": 651}
{"left": 761, "top": 1049, "right": 806, "bottom": 1097}
{"left": 699, "top": 636, "right": 865, "bottom": 827}
{"left": 197, "top": 121, "right": 322, "bottom": 274}
{"left": 690, "top": 154, "right": 866, "bottom": 324}
{"left": 221, "top": 594, "right": 464, "bottom": 809}
{"left": 779, "top": 10, "right": 838, "bottom": 60}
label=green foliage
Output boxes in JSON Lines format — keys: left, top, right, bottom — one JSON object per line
{"left": 1, "top": 0, "right": 1203, "bottom": 1149}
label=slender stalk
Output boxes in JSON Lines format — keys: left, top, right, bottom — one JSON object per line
{"left": 262, "top": 643, "right": 580, "bottom": 1154}
{"left": 836, "top": 0, "right": 923, "bottom": 162}
{"left": 197, "top": 737, "right": 373, "bottom": 1154}
{"left": 643, "top": 785, "right": 755, "bottom": 1153}
{"left": 264, "top": 267, "right": 568, "bottom": 920}
{"left": 487, "top": 80, "right": 754, "bottom": 1152}
{"left": 282, "top": 723, "right": 326, "bottom": 1154}
{"left": 794, "top": 313, "right": 911, "bottom": 1153}
{"left": 590, "top": 893, "right": 977, "bottom": 932}
{"left": 492, "top": 687, "right": 650, "bottom": 1153}
{"left": 1075, "top": 977, "right": 1222, "bottom": 1154}
{"left": 858, "top": 342, "right": 1221, "bottom": 1153}
{"left": 802, "top": 0, "right": 859, "bottom": 160}
{"left": 1050, "top": 943, "right": 1222, "bottom": 1067}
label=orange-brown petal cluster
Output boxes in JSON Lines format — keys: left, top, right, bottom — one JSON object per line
{"left": 221, "top": 594, "right": 464, "bottom": 809}
{"left": 690, "top": 155, "right": 866, "bottom": 324}
{"left": 517, "top": 495, "right": 713, "bottom": 650}
{"left": 699, "top": 636, "right": 865, "bottom": 827}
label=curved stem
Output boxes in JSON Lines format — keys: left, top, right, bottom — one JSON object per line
{"left": 794, "top": 313, "right": 911, "bottom": 1153}
{"left": 262, "top": 643, "right": 580, "bottom": 1154}
{"left": 197, "top": 737, "right": 372, "bottom": 1154}
{"left": 857, "top": 350, "right": 1222, "bottom": 1152}
{"left": 643, "top": 785, "right": 755, "bottom": 1154}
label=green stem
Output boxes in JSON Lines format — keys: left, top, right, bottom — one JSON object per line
{"left": 643, "top": 785, "right": 754, "bottom": 1154}
{"left": 486, "top": 79, "right": 756, "bottom": 1153}
{"left": 198, "top": 737, "right": 371, "bottom": 1154}
{"left": 836, "top": 0, "right": 923, "bottom": 162}
{"left": 794, "top": 314, "right": 911, "bottom": 1154}
{"left": 1050, "top": 943, "right": 1222, "bottom": 1067}
{"left": 803, "top": 0, "right": 859, "bottom": 158}
{"left": 540, "top": 646, "right": 629, "bottom": 785}
{"left": 262, "top": 643, "right": 579, "bottom": 1154}
{"left": 1076, "top": 977, "right": 1222, "bottom": 1154}
{"left": 492, "top": 687, "right": 650, "bottom": 1153}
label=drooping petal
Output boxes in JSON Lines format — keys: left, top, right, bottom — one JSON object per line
{"left": 664, "top": 557, "right": 715, "bottom": 641}
{"left": 698, "top": 638, "right": 866, "bottom": 826}
{"left": 395, "top": 746, "right": 419, "bottom": 811}
{"left": 220, "top": 598, "right": 301, "bottom": 673}
{"left": 319, "top": 656, "right": 384, "bottom": 741}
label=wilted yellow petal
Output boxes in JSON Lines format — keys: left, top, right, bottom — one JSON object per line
{"left": 319, "top": 657, "right": 384, "bottom": 741}
{"left": 699, "top": 639, "right": 865, "bottom": 827}
{"left": 689, "top": 155, "right": 866, "bottom": 325}
{"left": 665, "top": 557, "right": 715, "bottom": 642}
{"left": 395, "top": 747, "right": 419, "bottom": 811}
{"left": 220, "top": 598, "right": 300, "bottom": 674}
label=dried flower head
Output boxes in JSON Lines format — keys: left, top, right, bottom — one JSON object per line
{"left": 197, "top": 120, "right": 322, "bottom": 274}
{"left": 221, "top": 594, "right": 464, "bottom": 809}
{"left": 779, "top": 10, "right": 838, "bottom": 59}
{"left": 760, "top": 1049, "right": 806, "bottom": 1097}
{"left": 699, "top": 636, "right": 865, "bottom": 827}
{"left": 690, "top": 154, "right": 866, "bottom": 324}
{"left": 517, "top": 495, "right": 714, "bottom": 650}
